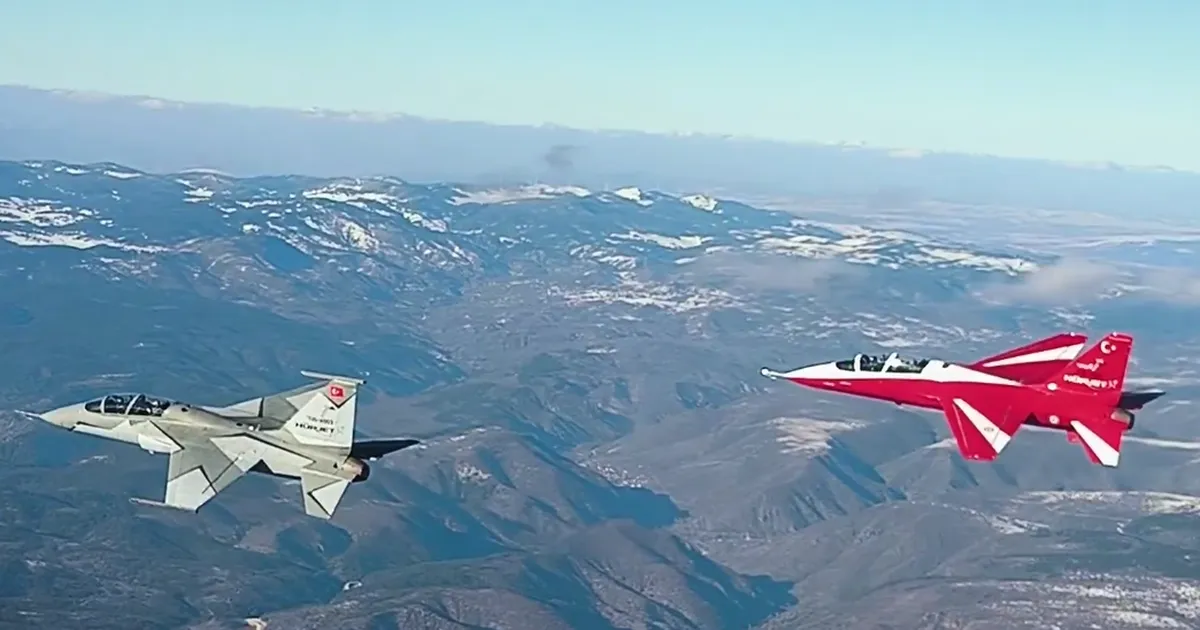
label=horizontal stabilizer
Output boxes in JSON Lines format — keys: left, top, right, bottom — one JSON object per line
{"left": 350, "top": 438, "right": 421, "bottom": 460}
{"left": 300, "top": 470, "right": 351, "bottom": 519}
{"left": 1118, "top": 389, "right": 1166, "bottom": 410}
{"left": 1070, "top": 418, "right": 1125, "bottom": 467}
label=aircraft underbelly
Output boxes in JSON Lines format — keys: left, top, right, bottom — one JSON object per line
{"left": 257, "top": 453, "right": 315, "bottom": 478}
{"left": 137, "top": 433, "right": 180, "bottom": 454}
{"left": 249, "top": 460, "right": 300, "bottom": 479}
{"left": 239, "top": 440, "right": 356, "bottom": 519}
{"left": 848, "top": 380, "right": 938, "bottom": 407}
{"left": 225, "top": 438, "right": 314, "bottom": 477}
{"left": 73, "top": 420, "right": 190, "bottom": 455}
{"left": 74, "top": 421, "right": 146, "bottom": 448}
{"left": 186, "top": 429, "right": 347, "bottom": 482}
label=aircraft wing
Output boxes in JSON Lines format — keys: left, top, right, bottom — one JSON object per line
{"left": 938, "top": 395, "right": 1026, "bottom": 463}
{"left": 159, "top": 440, "right": 255, "bottom": 512}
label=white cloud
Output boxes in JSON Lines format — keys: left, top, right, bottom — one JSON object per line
{"left": 688, "top": 251, "right": 867, "bottom": 293}
{"left": 983, "top": 257, "right": 1200, "bottom": 305}
{"left": 993, "top": 259, "right": 1123, "bottom": 303}
{"left": 1134, "top": 267, "right": 1200, "bottom": 304}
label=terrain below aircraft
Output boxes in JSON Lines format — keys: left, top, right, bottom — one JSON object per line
{"left": 760, "top": 333, "right": 1165, "bottom": 468}
{"left": 32, "top": 370, "right": 419, "bottom": 519}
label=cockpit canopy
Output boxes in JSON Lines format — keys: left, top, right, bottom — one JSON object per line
{"left": 83, "top": 393, "right": 174, "bottom": 417}
{"left": 834, "top": 353, "right": 931, "bottom": 374}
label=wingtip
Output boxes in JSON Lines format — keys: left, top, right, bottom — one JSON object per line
{"left": 129, "top": 497, "right": 197, "bottom": 512}
{"left": 299, "top": 370, "right": 367, "bottom": 385}
{"left": 759, "top": 367, "right": 780, "bottom": 379}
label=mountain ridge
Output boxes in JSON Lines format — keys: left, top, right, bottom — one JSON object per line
{"left": 2, "top": 157, "right": 1199, "bottom": 628}
{"left": 3, "top": 84, "right": 1199, "bottom": 225}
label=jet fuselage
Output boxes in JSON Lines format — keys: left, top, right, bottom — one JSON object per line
{"left": 40, "top": 398, "right": 370, "bottom": 483}
{"left": 772, "top": 359, "right": 1132, "bottom": 432}
{"left": 760, "top": 332, "right": 1162, "bottom": 468}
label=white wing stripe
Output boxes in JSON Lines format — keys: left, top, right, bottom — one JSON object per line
{"left": 980, "top": 343, "right": 1085, "bottom": 367}
{"left": 952, "top": 398, "right": 1013, "bottom": 454}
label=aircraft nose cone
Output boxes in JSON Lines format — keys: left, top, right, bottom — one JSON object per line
{"left": 759, "top": 365, "right": 827, "bottom": 384}
{"left": 38, "top": 405, "right": 80, "bottom": 429}
{"left": 771, "top": 365, "right": 824, "bottom": 380}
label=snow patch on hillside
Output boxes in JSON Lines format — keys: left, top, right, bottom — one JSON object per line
{"left": 612, "top": 231, "right": 711, "bottom": 250}
{"left": 448, "top": 185, "right": 591, "bottom": 205}
{"left": 772, "top": 418, "right": 863, "bottom": 456}
{"left": 0, "top": 230, "right": 165, "bottom": 253}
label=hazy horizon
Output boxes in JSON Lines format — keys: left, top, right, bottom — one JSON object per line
{"left": 5, "top": 81, "right": 1196, "bottom": 176}
{"left": 4, "top": 1, "right": 1198, "bottom": 171}
{"left": 2, "top": 83, "right": 1198, "bottom": 225}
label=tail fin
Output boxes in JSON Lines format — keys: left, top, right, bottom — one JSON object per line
{"left": 280, "top": 370, "right": 364, "bottom": 450}
{"left": 971, "top": 333, "right": 1087, "bottom": 383}
{"left": 1046, "top": 332, "right": 1132, "bottom": 405}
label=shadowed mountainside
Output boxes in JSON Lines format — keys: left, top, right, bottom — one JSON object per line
{"left": 1, "top": 159, "right": 1198, "bottom": 628}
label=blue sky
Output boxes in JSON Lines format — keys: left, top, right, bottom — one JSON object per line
{"left": 3, "top": 0, "right": 1198, "bottom": 170}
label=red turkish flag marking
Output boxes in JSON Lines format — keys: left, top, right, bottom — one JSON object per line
{"left": 327, "top": 384, "right": 348, "bottom": 406}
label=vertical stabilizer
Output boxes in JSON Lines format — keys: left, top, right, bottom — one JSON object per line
{"left": 970, "top": 333, "right": 1087, "bottom": 383}
{"left": 279, "top": 371, "right": 364, "bottom": 450}
{"left": 1047, "top": 333, "right": 1131, "bottom": 405}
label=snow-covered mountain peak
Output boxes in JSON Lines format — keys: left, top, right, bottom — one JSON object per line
{"left": 1, "top": 197, "right": 92, "bottom": 228}
{"left": 612, "top": 187, "right": 652, "bottom": 206}
{"left": 750, "top": 219, "right": 1040, "bottom": 275}
{"left": 680, "top": 194, "right": 720, "bottom": 213}
{"left": 36, "top": 161, "right": 146, "bottom": 180}
{"left": 0, "top": 159, "right": 1050, "bottom": 285}
{"left": 448, "top": 184, "right": 592, "bottom": 206}
{"left": 0, "top": 231, "right": 166, "bottom": 253}
{"left": 301, "top": 183, "right": 404, "bottom": 210}
{"left": 102, "top": 169, "right": 142, "bottom": 180}
{"left": 611, "top": 231, "right": 711, "bottom": 250}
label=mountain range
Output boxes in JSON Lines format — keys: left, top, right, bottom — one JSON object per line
{"left": 1, "top": 158, "right": 1199, "bottom": 629}
{"left": 2, "top": 84, "right": 1199, "bottom": 222}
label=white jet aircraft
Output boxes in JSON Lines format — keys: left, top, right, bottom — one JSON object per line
{"left": 34, "top": 370, "right": 419, "bottom": 519}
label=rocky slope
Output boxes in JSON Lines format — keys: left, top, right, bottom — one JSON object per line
{"left": 1, "top": 159, "right": 1198, "bottom": 629}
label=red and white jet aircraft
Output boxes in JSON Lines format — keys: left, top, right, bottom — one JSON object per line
{"left": 760, "top": 332, "right": 1164, "bottom": 468}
